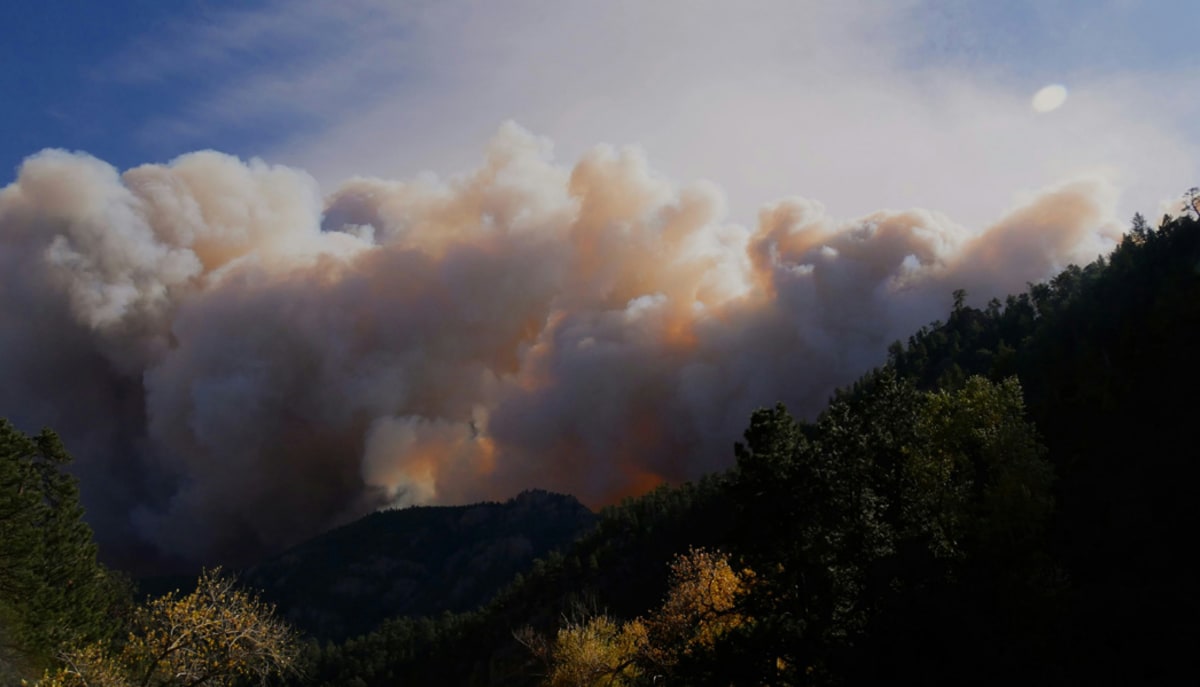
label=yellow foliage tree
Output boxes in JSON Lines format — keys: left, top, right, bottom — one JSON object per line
{"left": 642, "top": 547, "right": 751, "bottom": 670}
{"left": 533, "top": 549, "right": 752, "bottom": 686}
{"left": 543, "top": 615, "right": 646, "bottom": 687}
{"left": 33, "top": 568, "right": 297, "bottom": 687}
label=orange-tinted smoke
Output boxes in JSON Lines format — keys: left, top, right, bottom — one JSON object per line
{"left": 0, "top": 123, "right": 1121, "bottom": 568}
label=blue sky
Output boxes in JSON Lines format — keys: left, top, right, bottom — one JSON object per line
{"left": 4, "top": 0, "right": 1198, "bottom": 226}
{"left": 1, "top": 0, "right": 367, "bottom": 171}
{"left": 912, "top": 0, "right": 1198, "bottom": 76}
{"left": 2, "top": 0, "right": 208, "bottom": 170}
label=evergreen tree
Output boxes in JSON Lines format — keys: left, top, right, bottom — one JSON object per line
{"left": 0, "top": 419, "right": 117, "bottom": 674}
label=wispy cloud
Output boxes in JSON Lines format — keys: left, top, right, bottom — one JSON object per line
{"left": 84, "top": 0, "right": 1199, "bottom": 226}
{"left": 91, "top": 0, "right": 425, "bottom": 150}
{"left": 274, "top": 0, "right": 1198, "bottom": 226}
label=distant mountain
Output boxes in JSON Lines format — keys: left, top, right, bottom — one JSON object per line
{"left": 240, "top": 489, "right": 596, "bottom": 640}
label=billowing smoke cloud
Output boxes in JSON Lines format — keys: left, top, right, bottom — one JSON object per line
{"left": 0, "top": 123, "right": 1120, "bottom": 570}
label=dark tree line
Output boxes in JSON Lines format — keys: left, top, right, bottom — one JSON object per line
{"left": 886, "top": 211, "right": 1200, "bottom": 683}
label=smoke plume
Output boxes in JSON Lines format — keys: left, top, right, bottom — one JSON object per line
{"left": 0, "top": 123, "right": 1120, "bottom": 569}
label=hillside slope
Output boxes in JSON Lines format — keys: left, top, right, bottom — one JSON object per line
{"left": 295, "top": 212, "right": 1200, "bottom": 686}
{"left": 241, "top": 489, "right": 596, "bottom": 640}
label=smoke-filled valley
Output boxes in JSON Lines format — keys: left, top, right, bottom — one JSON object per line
{"left": 0, "top": 122, "right": 1126, "bottom": 570}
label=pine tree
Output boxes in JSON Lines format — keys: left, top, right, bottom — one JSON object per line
{"left": 0, "top": 419, "right": 117, "bottom": 673}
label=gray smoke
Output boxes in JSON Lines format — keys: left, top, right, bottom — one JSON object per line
{"left": 0, "top": 123, "right": 1120, "bottom": 569}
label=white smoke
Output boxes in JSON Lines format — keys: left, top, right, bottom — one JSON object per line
{"left": 0, "top": 123, "right": 1122, "bottom": 569}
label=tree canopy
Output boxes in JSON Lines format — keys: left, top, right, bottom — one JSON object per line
{"left": 1, "top": 421, "right": 118, "bottom": 678}
{"left": 37, "top": 568, "right": 298, "bottom": 687}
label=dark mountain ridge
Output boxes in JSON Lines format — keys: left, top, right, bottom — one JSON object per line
{"left": 140, "top": 487, "right": 595, "bottom": 643}
{"left": 216, "top": 489, "right": 593, "bottom": 640}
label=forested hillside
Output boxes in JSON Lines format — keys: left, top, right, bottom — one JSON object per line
{"left": 242, "top": 489, "right": 596, "bottom": 640}
{"left": 4, "top": 211, "right": 1198, "bottom": 686}
{"left": 885, "top": 210, "right": 1200, "bottom": 684}
{"left": 295, "top": 211, "right": 1200, "bottom": 686}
